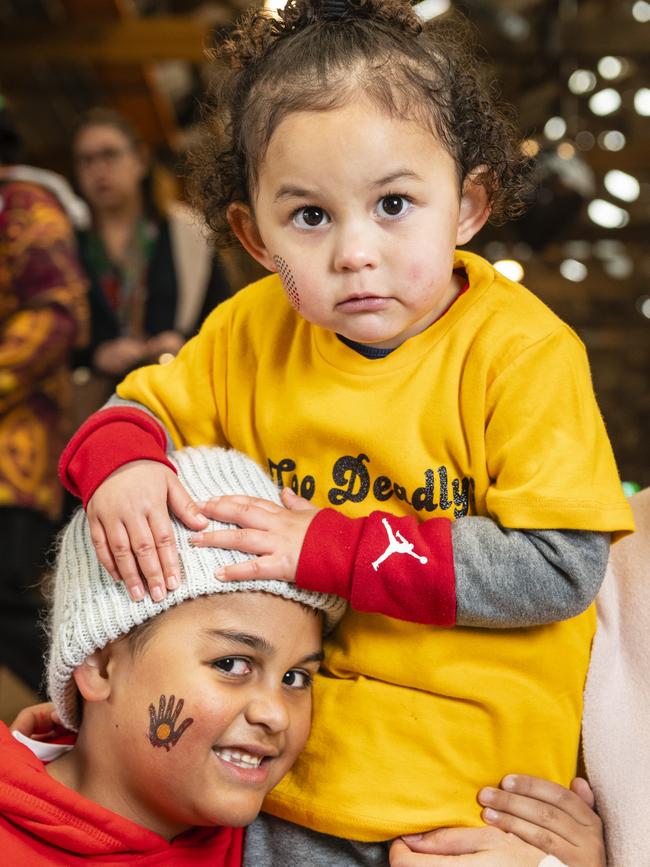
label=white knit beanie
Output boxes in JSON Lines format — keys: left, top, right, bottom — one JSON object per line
{"left": 47, "top": 446, "right": 346, "bottom": 730}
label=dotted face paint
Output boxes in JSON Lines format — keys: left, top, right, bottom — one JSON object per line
{"left": 273, "top": 255, "right": 301, "bottom": 310}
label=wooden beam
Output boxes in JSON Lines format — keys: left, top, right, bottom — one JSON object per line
{"left": 0, "top": 16, "right": 224, "bottom": 66}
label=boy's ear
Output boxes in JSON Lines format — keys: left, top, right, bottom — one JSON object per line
{"left": 73, "top": 650, "right": 112, "bottom": 704}
{"left": 227, "top": 202, "right": 275, "bottom": 271}
{"left": 456, "top": 168, "right": 491, "bottom": 246}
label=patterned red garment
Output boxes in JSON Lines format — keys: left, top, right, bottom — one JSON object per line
{"left": 0, "top": 180, "right": 89, "bottom": 519}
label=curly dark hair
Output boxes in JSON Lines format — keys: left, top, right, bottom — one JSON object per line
{"left": 189, "top": 0, "right": 532, "bottom": 246}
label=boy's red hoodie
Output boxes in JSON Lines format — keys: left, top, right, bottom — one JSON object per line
{"left": 0, "top": 723, "right": 243, "bottom": 866}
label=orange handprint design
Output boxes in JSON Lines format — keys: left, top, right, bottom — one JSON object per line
{"left": 148, "top": 694, "right": 194, "bottom": 751}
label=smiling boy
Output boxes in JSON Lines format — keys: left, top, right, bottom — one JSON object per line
{"left": 0, "top": 446, "right": 344, "bottom": 865}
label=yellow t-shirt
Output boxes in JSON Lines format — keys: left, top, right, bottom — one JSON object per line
{"left": 118, "top": 250, "right": 633, "bottom": 840}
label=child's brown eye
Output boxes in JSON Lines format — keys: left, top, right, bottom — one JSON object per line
{"left": 214, "top": 657, "right": 251, "bottom": 676}
{"left": 293, "top": 206, "right": 330, "bottom": 228}
{"left": 283, "top": 669, "right": 313, "bottom": 689}
{"left": 379, "top": 195, "right": 408, "bottom": 217}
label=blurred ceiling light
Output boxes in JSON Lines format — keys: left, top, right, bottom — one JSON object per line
{"left": 499, "top": 12, "right": 530, "bottom": 40}
{"left": 589, "top": 88, "right": 622, "bottom": 115}
{"left": 632, "top": 0, "right": 650, "bottom": 22}
{"left": 598, "top": 130, "right": 626, "bottom": 151}
{"left": 544, "top": 116, "right": 567, "bottom": 140}
{"left": 557, "top": 142, "right": 576, "bottom": 159}
{"left": 521, "top": 138, "right": 540, "bottom": 157}
{"left": 604, "top": 170, "right": 640, "bottom": 202}
{"left": 263, "top": 0, "right": 284, "bottom": 12}
{"left": 560, "top": 259, "right": 588, "bottom": 282}
{"left": 634, "top": 88, "right": 650, "bottom": 116}
{"left": 587, "top": 199, "right": 630, "bottom": 229}
{"left": 413, "top": 0, "right": 451, "bottom": 20}
{"left": 568, "top": 69, "right": 597, "bottom": 94}
{"left": 597, "top": 56, "right": 625, "bottom": 80}
{"left": 637, "top": 296, "right": 650, "bottom": 318}
{"left": 494, "top": 259, "right": 525, "bottom": 282}
{"left": 575, "top": 130, "right": 595, "bottom": 151}
{"left": 603, "top": 255, "right": 634, "bottom": 280}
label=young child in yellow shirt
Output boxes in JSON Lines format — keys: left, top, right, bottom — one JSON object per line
{"left": 59, "top": 1, "right": 633, "bottom": 864}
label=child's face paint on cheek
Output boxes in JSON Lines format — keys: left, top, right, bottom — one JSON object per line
{"left": 148, "top": 693, "right": 194, "bottom": 751}
{"left": 273, "top": 255, "right": 301, "bottom": 310}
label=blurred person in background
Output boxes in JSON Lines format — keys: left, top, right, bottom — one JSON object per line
{"left": 0, "top": 95, "right": 89, "bottom": 696}
{"left": 71, "top": 108, "right": 231, "bottom": 413}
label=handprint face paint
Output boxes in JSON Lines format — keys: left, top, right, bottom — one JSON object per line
{"left": 148, "top": 694, "right": 194, "bottom": 750}
{"left": 273, "top": 255, "right": 301, "bottom": 310}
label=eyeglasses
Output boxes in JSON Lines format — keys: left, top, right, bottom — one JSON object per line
{"left": 74, "top": 146, "right": 131, "bottom": 169}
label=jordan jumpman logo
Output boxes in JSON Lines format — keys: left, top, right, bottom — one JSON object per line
{"left": 371, "top": 517, "right": 428, "bottom": 571}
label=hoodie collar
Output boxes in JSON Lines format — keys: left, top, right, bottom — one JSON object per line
{"left": 0, "top": 723, "right": 237, "bottom": 859}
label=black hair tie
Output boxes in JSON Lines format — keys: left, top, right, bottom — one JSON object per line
{"left": 320, "top": 0, "right": 349, "bottom": 20}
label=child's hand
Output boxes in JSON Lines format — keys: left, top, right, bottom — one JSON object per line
{"left": 10, "top": 702, "right": 61, "bottom": 740}
{"left": 477, "top": 774, "right": 606, "bottom": 867}
{"left": 87, "top": 459, "right": 208, "bottom": 601}
{"left": 389, "top": 826, "right": 545, "bottom": 866}
{"left": 190, "top": 487, "right": 320, "bottom": 583}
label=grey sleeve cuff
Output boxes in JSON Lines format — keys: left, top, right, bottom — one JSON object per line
{"left": 452, "top": 516, "right": 610, "bottom": 628}
{"left": 103, "top": 394, "right": 176, "bottom": 454}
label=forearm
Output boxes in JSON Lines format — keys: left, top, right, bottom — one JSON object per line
{"left": 296, "top": 510, "right": 608, "bottom": 627}
{"left": 296, "top": 509, "right": 456, "bottom": 625}
{"left": 59, "top": 403, "right": 176, "bottom": 505}
{"left": 453, "top": 518, "right": 609, "bottom": 627}
{"left": 105, "top": 394, "right": 176, "bottom": 451}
